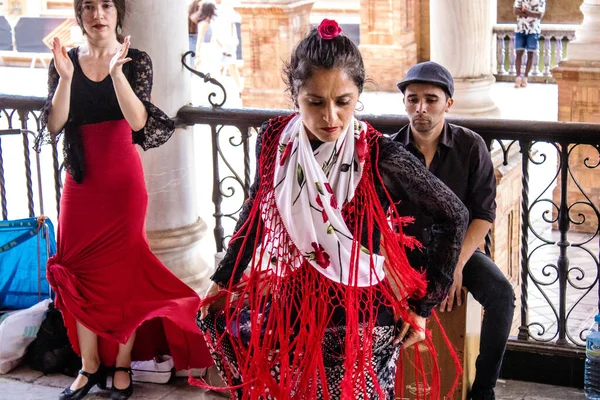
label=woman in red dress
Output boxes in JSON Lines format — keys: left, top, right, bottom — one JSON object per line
{"left": 39, "top": 1, "right": 212, "bottom": 399}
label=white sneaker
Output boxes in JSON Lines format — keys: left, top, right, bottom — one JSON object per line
{"left": 131, "top": 355, "right": 174, "bottom": 384}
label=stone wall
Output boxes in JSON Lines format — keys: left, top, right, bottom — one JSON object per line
{"left": 490, "top": 147, "right": 523, "bottom": 335}
{"left": 497, "top": 0, "right": 583, "bottom": 24}
{"left": 552, "top": 62, "right": 600, "bottom": 234}
{"left": 417, "top": 0, "right": 430, "bottom": 62}
{"left": 359, "top": 0, "right": 418, "bottom": 91}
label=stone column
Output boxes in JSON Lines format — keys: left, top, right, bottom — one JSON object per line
{"left": 125, "top": 1, "right": 209, "bottom": 290}
{"left": 235, "top": 0, "right": 316, "bottom": 109}
{"left": 429, "top": 0, "right": 499, "bottom": 116}
{"left": 551, "top": 0, "right": 600, "bottom": 234}
{"left": 359, "top": 0, "right": 418, "bottom": 91}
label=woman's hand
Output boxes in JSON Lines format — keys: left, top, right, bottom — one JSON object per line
{"left": 199, "top": 281, "right": 221, "bottom": 320}
{"left": 51, "top": 37, "right": 74, "bottom": 81}
{"left": 394, "top": 309, "right": 427, "bottom": 349}
{"left": 109, "top": 35, "right": 132, "bottom": 78}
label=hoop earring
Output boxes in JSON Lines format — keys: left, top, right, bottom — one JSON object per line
{"left": 355, "top": 100, "right": 364, "bottom": 113}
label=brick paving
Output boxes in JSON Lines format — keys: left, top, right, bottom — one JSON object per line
{"left": 0, "top": 367, "right": 586, "bottom": 400}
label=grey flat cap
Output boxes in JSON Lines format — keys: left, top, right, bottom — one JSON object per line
{"left": 397, "top": 61, "right": 454, "bottom": 98}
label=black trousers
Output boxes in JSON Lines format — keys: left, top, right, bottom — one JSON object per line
{"left": 463, "top": 250, "right": 516, "bottom": 395}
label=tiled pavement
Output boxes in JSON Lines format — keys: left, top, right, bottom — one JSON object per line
{"left": 0, "top": 366, "right": 586, "bottom": 400}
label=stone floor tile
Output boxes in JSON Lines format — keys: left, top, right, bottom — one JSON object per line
{"left": 0, "top": 377, "right": 63, "bottom": 400}
{"left": 2, "top": 365, "right": 44, "bottom": 383}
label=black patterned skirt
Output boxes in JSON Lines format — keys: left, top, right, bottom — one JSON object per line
{"left": 196, "top": 310, "right": 401, "bottom": 399}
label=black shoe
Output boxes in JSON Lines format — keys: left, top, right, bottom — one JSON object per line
{"left": 110, "top": 367, "right": 133, "bottom": 400}
{"left": 59, "top": 366, "right": 107, "bottom": 400}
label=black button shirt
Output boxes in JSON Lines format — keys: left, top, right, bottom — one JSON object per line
{"left": 392, "top": 122, "right": 496, "bottom": 246}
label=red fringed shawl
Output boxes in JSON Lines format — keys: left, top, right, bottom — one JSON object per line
{"left": 197, "top": 115, "right": 462, "bottom": 399}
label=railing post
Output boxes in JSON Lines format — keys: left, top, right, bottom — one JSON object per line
{"left": 556, "top": 143, "right": 570, "bottom": 346}
{"left": 509, "top": 33, "right": 517, "bottom": 76}
{"left": 211, "top": 124, "right": 225, "bottom": 253}
{"left": 18, "top": 110, "right": 35, "bottom": 217}
{"left": 556, "top": 37, "right": 564, "bottom": 65}
{"left": 497, "top": 35, "right": 507, "bottom": 75}
{"left": 242, "top": 127, "right": 251, "bottom": 199}
{"left": 0, "top": 137, "right": 6, "bottom": 220}
{"left": 543, "top": 37, "right": 552, "bottom": 76}
{"left": 51, "top": 141, "right": 61, "bottom": 216}
{"left": 532, "top": 44, "right": 541, "bottom": 76}
{"left": 518, "top": 140, "right": 531, "bottom": 341}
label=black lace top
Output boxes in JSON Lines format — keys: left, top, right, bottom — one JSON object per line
{"left": 212, "top": 122, "right": 469, "bottom": 318}
{"left": 38, "top": 47, "right": 175, "bottom": 183}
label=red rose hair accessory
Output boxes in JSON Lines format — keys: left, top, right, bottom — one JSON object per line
{"left": 317, "top": 19, "right": 342, "bottom": 40}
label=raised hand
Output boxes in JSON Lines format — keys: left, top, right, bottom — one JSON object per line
{"left": 51, "top": 37, "right": 74, "bottom": 81}
{"left": 109, "top": 35, "right": 132, "bottom": 78}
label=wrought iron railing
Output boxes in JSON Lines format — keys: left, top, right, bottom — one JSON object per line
{"left": 1, "top": 93, "right": 599, "bottom": 354}
{"left": 493, "top": 24, "right": 577, "bottom": 83}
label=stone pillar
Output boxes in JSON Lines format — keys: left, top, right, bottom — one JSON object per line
{"left": 125, "top": 1, "right": 209, "bottom": 290}
{"left": 551, "top": 0, "right": 600, "bottom": 234}
{"left": 429, "top": 0, "right": 499, "bottom": 116}
{"left": 235, "top": 0, "right": 316, "bottom": 109}
{"left": 358, "top": 0, "right": 418, "bottom": 91}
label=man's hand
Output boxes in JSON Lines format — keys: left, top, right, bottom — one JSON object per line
{"left": 439, "top": 265, "right": 464, "bottom": 313}
{"left": 394, "top": 310, "right": 427, "bottom": 349}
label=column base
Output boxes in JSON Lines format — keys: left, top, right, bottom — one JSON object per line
{"left": 147, "top": 218, "right": 211, "bottom": 292}
{"left": 450, "top": 75, "right": 500, "bottom": 117}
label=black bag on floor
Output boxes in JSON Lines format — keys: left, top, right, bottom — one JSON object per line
{"left": 26, "top": 302, "right": 81, "bottom": 376}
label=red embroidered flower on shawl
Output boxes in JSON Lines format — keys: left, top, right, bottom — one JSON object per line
{"left": 315, "top": 195, "right": 323, "bottom": 208}
{"left": 317, "top": 19, "right": 342, "bottom": 40}
{"left": 330, "top": 194, "right": 338, "bottom": 209}
{"left": 279, "top": 142, "right": 293, "bottom": 166}
{"left": 355, "top": 130, "right": 368, "bottom": 163}
{"left": 324, "top": 183, "right": 334, "bottom": 194}
{"left": 310, "top": 242, "right": 331, "bottom": 269}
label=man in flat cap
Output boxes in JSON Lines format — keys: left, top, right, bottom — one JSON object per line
{"left": 392, "top": 61, "right": 515, "bottom": 400}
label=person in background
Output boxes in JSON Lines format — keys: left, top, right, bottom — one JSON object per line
{"left": 193, "top": 2, "right": 218, "bottom": 71}
{"left": 513, "top": 0, "right": 546, "bottom": 87}
{"left": 40, "top": 1, "right": 212, "bottom": 399}
{"left": 188, "top": 0, "right": 202, "bottom": 56}
{"left": 211, "top": 0, "right": 242, "bottom": 94}
{"left": 393, "top": 61, "right": 516, "bottom": 400}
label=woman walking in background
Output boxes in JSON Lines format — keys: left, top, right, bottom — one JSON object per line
{"left": 40, "top": 1, "right": 212, "bottom": 399}
{"left": 193, "top": 2, "right": 218, "bottom": 71}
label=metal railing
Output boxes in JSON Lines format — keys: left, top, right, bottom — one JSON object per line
{"left": 1, "top": 93, "right": 599, "bottom": 354}
{"left": 493, "top": 24, "right": 577, "bottom": 83}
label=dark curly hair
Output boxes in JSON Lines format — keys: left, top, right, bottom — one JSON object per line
{"left": 74, "top": 0, "right": 127, "bottom": 43}
{"left": 284, "top": 27, "right": 365, "bottom": 107}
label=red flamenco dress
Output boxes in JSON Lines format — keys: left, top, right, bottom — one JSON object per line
{"left": 39, "top": 48, "right": 212, "bottom": 369}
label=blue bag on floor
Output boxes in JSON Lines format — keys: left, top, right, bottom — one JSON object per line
{"left": 0, "top": 217, "right": 56, "bottom": 310}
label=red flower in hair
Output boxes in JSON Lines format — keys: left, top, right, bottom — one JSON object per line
{"left": 310, "top": 242, "right": 331, "bottom": 269}
{"left": 355, "top": 130, "right": 367, "bottom": 163}
{"left": 318, "top": 19, "right": 342, "bottom": 40}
